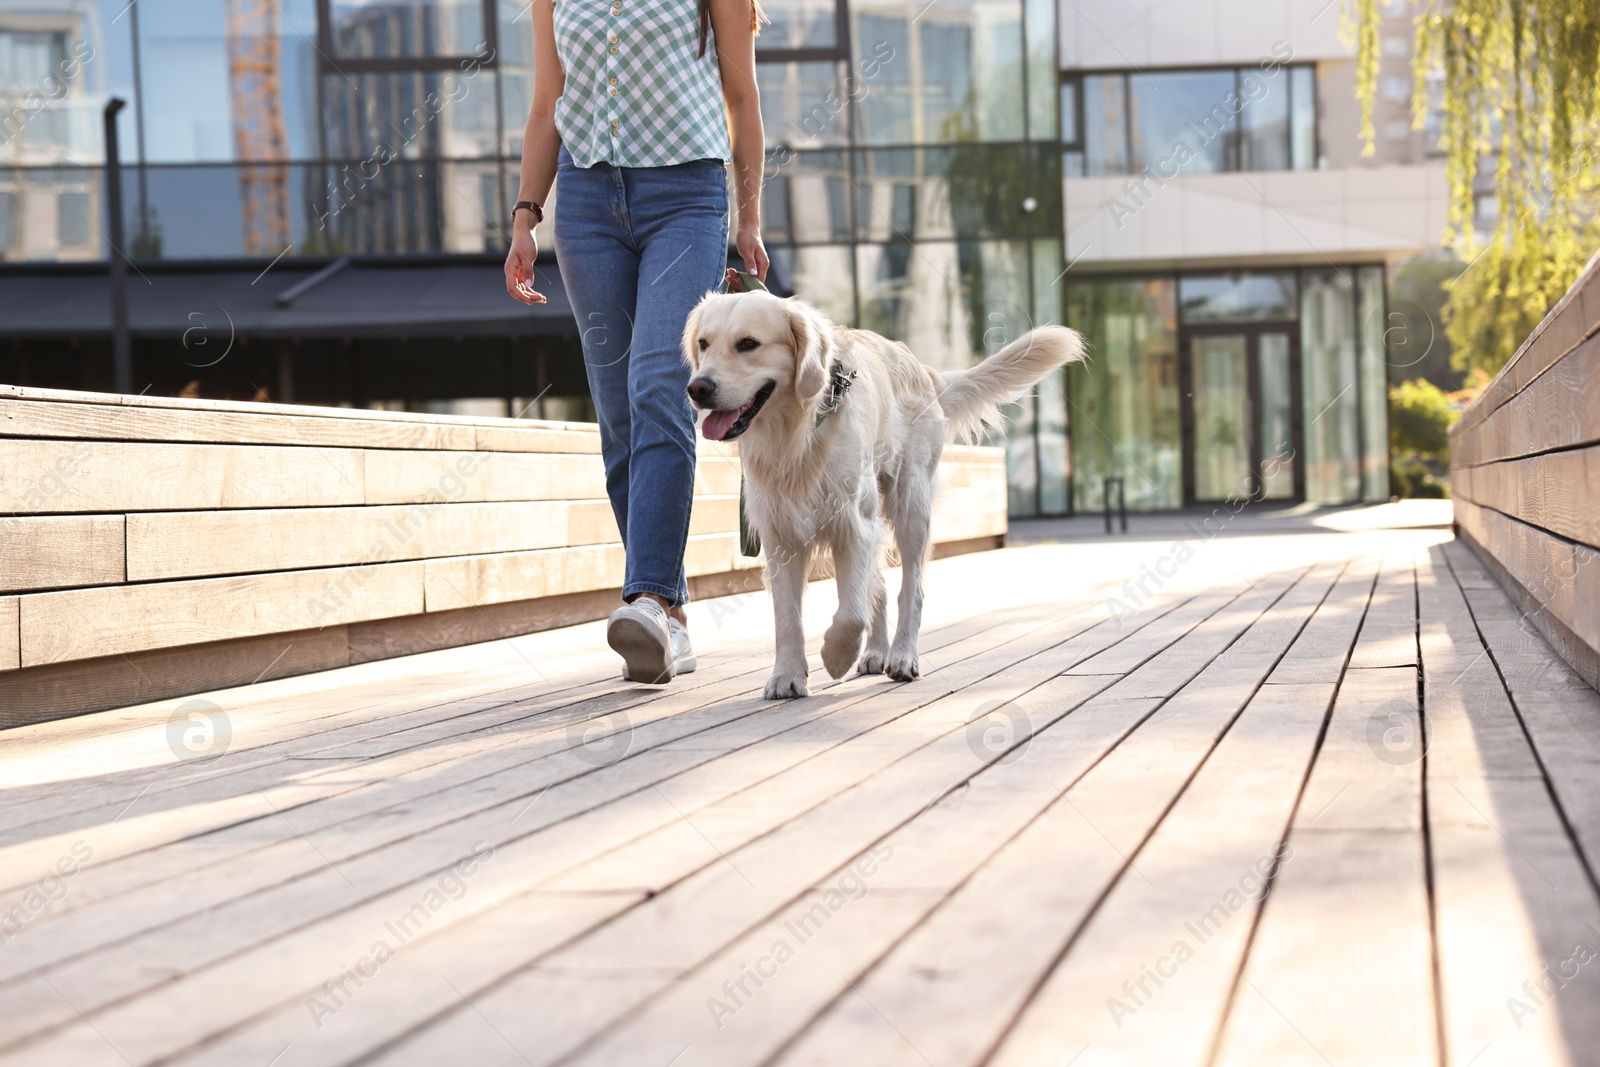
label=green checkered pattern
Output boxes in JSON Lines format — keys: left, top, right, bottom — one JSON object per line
{"left": 553, "top": 0, "right": 733, "bottom": 168}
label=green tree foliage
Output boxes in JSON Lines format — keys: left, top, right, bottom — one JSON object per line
{"left": 1354, "top": 0, "right": 1600, "bottom": 376}
{"left": 1388, "top": 377, "right": 1456, "bottom": 497}
{"left": 1386, "top": 250, "right": 1465, "bottom": 391}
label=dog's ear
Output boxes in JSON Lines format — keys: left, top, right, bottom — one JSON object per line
{"left": 681, "top": 296, "right": 707, "bottom": 370}
{"left": 787, "top": 303, "right": 829, "bottom": 400}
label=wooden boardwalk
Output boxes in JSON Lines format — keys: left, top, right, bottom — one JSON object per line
{"left": 3, "top": 509, "right": 1599, "bottom": 1067}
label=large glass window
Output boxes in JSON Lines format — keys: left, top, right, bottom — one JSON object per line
{"left": 1067, "top": 278, "right": 1182, "bottom": 512}
{"left": 1179, "top": 272, "right": 1298, "bottom": 323}
{"left": 1063, "top": 64, "right": 1316, "bottom": 179}
{"left": 851, "top": 0, "right": 1023, "bottom": 144}
{"left": 324, "top": 0, "right": 491, "bottom": 60}
{"left": 1130, "top": 70, "right": 1235, "bottom": 175}
{"left": 1301, "top": 268, "right": 1361, "bottom": 504}
{"left": 1357, "top": 265, "right": 1390, "bottom": 501}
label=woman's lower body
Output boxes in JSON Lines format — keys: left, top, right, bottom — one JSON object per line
{"left": 553, "top": 146, "right": 729, "bottom": 681}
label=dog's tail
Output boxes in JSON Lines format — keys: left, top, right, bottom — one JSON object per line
{"left": 936, "top": 326, "right": 1086, "bottom": 442}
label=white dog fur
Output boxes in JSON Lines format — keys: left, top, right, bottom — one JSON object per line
{"left": 683, "top": 291, "right": 1084, "bottom": 698}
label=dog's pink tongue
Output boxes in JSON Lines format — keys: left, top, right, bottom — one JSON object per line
{"left": 701, "top": 408, "right": 743, "bottom": 441}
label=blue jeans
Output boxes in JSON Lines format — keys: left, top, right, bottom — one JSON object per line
{"left": 554, "top": 145, "right": 729, "bottom": 607}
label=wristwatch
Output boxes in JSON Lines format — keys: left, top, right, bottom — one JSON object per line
{"left": 510, "top": 200, "right": 544, "bottom": 226}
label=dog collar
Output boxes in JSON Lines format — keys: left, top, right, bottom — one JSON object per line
{"left": 814, "top": 360, "right": 857, "bottom": 427}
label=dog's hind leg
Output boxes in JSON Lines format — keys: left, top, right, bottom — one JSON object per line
{"left": 885, "top": 454, "right": 938, "bottom": 682}
{"left": 764, "top": 542, "right": 812, "bottom": 698}
{"left": 821, "top": 522, "right": 875, "bottom": 679}
{"left": 856, "top": 565, "right": 889, "bottom": 675}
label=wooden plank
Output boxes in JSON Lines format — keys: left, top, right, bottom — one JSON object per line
{"left": 1293, "top": 666, "right": 1420, "bottom": 832}
{"left": 0, "top": 516, "right": 125, "bottom": 594}
{"left": 0, "top": 597, "right": 16, "bottom": 672}
{"left": 1348, "top": 548, "right": 1418, "bottom": 669}
{"left": 987, "top": 683, "right": 1332, "bottom": 1067}
{"left": 0, "top": 439, "right": 365, "bottom": 514}
{"left": 1459, "top": 332, "right": 1600, "bottom": 465}
{"left": 18, "top": 562, "right": 425, "bottom": 666}
{"left": 126, "top": 502, "right": 572, "bottom": 581}
{"left": 1453, "top": 499, "right": 1593, "bottom": 672}
{"left": 361, "top": 449, "right": 604, "bottom": 505}
{"left": 1210, "top": 831, "right": 1436, "bottom": 1067}
{"left": 1267, "top": 556, "right": 1378, "bottom": 684}
{"left": 0, "top": 627, "right": 353, "bottom": 729}
{"left": 0, "top": 396, "right": 474, "bottom": 451}
{"left": 1429, "top": 774, "right": 1600, "bottom": 1067}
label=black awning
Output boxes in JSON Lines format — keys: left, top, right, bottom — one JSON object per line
{"left": 0, "top": 258, "right": 576, "bottom": 340}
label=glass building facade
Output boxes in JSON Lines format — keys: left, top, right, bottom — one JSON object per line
{"left": 1, "top": 0, "right": 1389, "bottom": 512}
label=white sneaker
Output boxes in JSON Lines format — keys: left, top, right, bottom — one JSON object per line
{"left": 608, "top": 598, "right": 682, "bottom": 684}
{"left": 667, "top": 617, "right": 697, "bottom": 675}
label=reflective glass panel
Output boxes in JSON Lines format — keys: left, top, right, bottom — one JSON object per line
{"left": 758, "top": 60, "right": 849, "bottom": 148}
{"left": 760, "top": 0, "right": 838, "bottom": 49}
{"left": 1190, "top": 334, "right": 1251, "bottom": 500}
{"left": 0, "top": 165, "right": 102, "bottom": 261}
{"left": 497, "top": 0, "right": 537, "bottom": 155}
{"left": 1180, "top": 272, "right": 1298, "bottom": 323}
{"left": 1033, "top": 238, "right": 1068, "bottom": 514}
{"left": 321, "top": 66, "right": 499, "bottom": 162}
{"left": 1129, "top": 70, "right": 1236, "bottom": 176}
{"left": 853, "top": 144, "right": 1058, "bottom": 243}
{"left": 852, "top": 0, "right": 1022, "bottom": 143}
{"left": 1301, "top": 268, "right": 1360, "bottom": 503}
{"left": 1080, "top": 73, "right": 1128, "bottom": 176}
{"left": 138, "top": 0, "right": 320, "bottom": 163}
{"left": 1357, "top": 265, "right": 1390, "bottom": 500}
{"left": 769, "top": 244, "right": 854, "bottom": 325}
{"left": 851, "top": 14, "right": 909, "bottom": 143}
{"left": 1059, "top": 79, "right": 1078, "bottom": 144}
{"left": 1067, "top": 278, "right": 1182, "bottom": 511}
{"left": 1258, "top": 331, "right": 1295, "bottom": 499}
{"left": 1238, "top": 64, "right": 1289, "bottom": 170}
{"left": 1024, "top": 0, "right": 1054, "bottom": 141}
{"left": 328, "top": 0, "right": 489, "bottom": 59}
{"left": 1290, "top": 65, "right": 1316, "bottom": 169}
{"left": 0, "top": 0, "right": 140, "bottom": 166}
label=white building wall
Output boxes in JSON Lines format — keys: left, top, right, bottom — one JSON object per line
{"left": 1058, "top": 0, "right": 1349, "bottom": 70}
{"left": 1064, "top": 164, "right": 1449, "bottom": 270}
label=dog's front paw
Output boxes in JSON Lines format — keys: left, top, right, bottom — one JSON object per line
{"left": 821, "top": 618, "right": 866, "bottom": 680}
{"left": 764, "top": 670, "right": 810, "bottom": 699}
{"left": 856, "top": 649, "right": 886, "bottom": 675}
{"left": 885, "top": 652, "right": 920, "bottom": 682}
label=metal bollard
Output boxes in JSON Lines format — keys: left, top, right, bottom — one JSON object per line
{"left": 1103, "top": 476, "right": 1127, "bottom": 534}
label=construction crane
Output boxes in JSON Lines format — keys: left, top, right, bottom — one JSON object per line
{"left": 225, "top": 0, "right": 292, "bottom": 255}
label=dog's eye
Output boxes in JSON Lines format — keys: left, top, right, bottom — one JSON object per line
{"left": 697, "top": 338, "right": 709, "bottom": 351}
{"left": 734, "top": 337, "right": 760, "bottom": 352}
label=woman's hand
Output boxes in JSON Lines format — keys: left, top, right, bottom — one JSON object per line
{"left": 736, "top": 223, "right": 769, "bottom": 282}
{"left": 504, "top": 220, "right": 546, "bottom": 304}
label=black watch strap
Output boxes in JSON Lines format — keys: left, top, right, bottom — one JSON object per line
{"left": 511, "top": 200, "right": 544, "bottom": 226}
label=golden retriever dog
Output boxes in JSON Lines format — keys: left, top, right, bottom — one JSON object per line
{"left": 684, "top": 291, "right": 1084, "bottom": 698}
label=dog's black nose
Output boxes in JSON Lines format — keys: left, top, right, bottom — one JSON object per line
{"left": 686, "top": 378, "right": 717, "bottom": 405}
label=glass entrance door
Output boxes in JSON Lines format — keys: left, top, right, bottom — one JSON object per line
{"left": 1184, "top": 327, "right": 1302, "bottom": 503}
{"left": 1190, "top": 335, "right": 1251, "bottom": 500}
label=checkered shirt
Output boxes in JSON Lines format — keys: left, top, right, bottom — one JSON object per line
{"left": 553, "top": 0, "right": 733, "bottom": 168}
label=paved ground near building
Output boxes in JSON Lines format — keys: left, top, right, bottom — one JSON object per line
{"left": 3, "top": 502, "right": 1599, "bottom": 1067}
